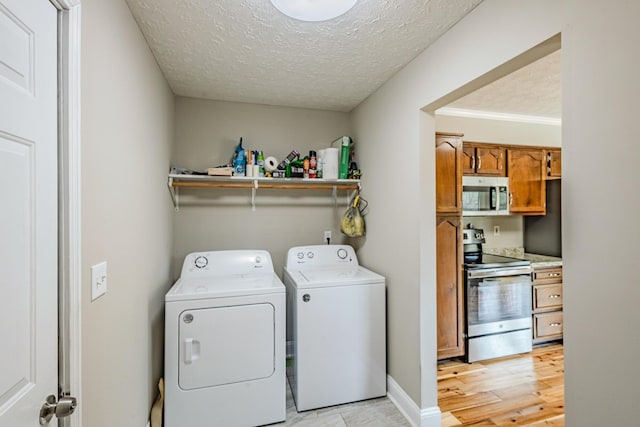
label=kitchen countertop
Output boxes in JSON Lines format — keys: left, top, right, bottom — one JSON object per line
{"left": 518, "top": 253, "right": 563, "bottom": 269}
{"left": 483, "top": 247, "right": 562, "bottom": 268}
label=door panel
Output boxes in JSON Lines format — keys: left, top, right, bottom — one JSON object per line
{"left": 436, "top": 215, "right": 464, "bottom": 359}
{"left": 179, "top": 304, "right": 275, "bottom": 390}
{"left": 0, "top": 137, "right": 35, "bottom": 408}
{"left": 436, "top": 133, "right": 463, "bottom": 214}
{"left": 0, "top": 0, "right": 58, "bottom": 424}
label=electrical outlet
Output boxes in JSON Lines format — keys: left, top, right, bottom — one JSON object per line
{"left": 493, "top": 225, "right": 500, "bottom": 236}
{"left": 91, "top": 261, "right": 108, "bottom": 301}
{"left": 324, "top": 230, "right": 332, "bottom": 244}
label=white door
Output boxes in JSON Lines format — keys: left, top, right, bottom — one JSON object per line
{"left": 0, "top": 0, "right": 59, "bottom": 425}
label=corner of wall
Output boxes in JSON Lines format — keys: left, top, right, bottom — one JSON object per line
{"left": 387, "top": 375, "right": 441, "bottom": 427}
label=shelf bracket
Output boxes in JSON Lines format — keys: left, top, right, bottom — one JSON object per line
{"left": 167, "top": 176, "right": 180, "bottom": 211}
{"left": 251, "top": 179, "right": 258, "bottom": 211}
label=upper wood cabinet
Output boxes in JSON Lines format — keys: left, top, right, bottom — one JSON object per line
{"left": 436, "top": 215, "right": 464, "bottom": 359}
{"left": 547, "top": 149, "right": 562, "bottom": 179}
{"left": 508, "top": 147, "right": 546, "bottom": 215}
{"left": 436, "top": 133, "right": 463, "bottom": 214}
{"left": 463, "top": 143, "right": 506, "bottom": 176}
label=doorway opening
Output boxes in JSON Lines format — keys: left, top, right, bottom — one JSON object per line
{"left": 430, "top": 34, "right": 564, "bottom": 425}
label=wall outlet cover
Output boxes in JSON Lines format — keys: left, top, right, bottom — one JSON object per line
{"left": 91, "top": 261, "right": 108, "bottom": 301}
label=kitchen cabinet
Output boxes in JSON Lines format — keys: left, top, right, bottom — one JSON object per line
{"left": 546, "top": 149, "right": 562, "bottom": 178}
{"left": 462, "top": 143, "right": 506, "bottom": 176}
{"left": 436, "top": 133, "right": 463, "bottom": 214}
{"left": 532, "top": 266, "right": 563, "bottom": 343}
{"left": 435, "top": 132, "right": 465, "bottom": 359}
{"left": 507, "top": 147, "right": 547, "bottom": 215}
{"left": 436, "top": 215, "right": 464, "bottom": 359}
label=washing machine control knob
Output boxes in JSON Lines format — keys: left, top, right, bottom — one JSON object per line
{"left": 302, "top": 294, "right": 311, "bottom": 302}
{"left": 337, "top": 248, "right": 348, "bottom": 259}
{"left": 194, "top": 256, "right": 208, "bottom": 269}
{"left": 307, "top": 252, "right": 314, "bottom": 259}
{"left": 297, "top": 252, "right": 304, "bottom": 259}
{"left": 255, "top": 256, "right": 262, "bottom": 264}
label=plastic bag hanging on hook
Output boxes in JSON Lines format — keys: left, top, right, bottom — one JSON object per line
{"left": 340, "top": 193, "right": 367, "bottom": 237}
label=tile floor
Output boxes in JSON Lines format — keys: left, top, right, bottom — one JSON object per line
{"left": 273, "top": 381, "right": 411, "bottom": 426}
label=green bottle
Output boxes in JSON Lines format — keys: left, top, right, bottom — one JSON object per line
{"left": 257, "top": 151, "right": 265, "bottom": 177}
{"left": 338, "top": 136, "right": 351, "bottom": 179}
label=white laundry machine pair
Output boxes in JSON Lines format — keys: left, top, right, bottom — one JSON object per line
{"left": 164, "top": 250, "right": 286, "bottom": 427}
{"left": 284, "top": 245, "right": 386, "bottom": 412}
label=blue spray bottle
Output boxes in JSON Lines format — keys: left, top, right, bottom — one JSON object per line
{"left": 233, "top": 137, "right": 246, "bottom": 176}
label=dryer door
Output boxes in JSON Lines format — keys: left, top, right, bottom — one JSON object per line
{"left": 178, "top": 303, "right": 275, "bottom": 390}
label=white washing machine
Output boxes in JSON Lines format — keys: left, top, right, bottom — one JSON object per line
{"left": 165, "top": 250, "right": 286, "bottom": 427}
{"left": 284, "top": 244, "right": 386, "bottom": 411}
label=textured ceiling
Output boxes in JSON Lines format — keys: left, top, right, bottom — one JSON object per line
{"left": 448, "top": 49, "right": 562, "bottom": 119}
{"left": 125, "top": 0, "right": 483, "bottom": 112}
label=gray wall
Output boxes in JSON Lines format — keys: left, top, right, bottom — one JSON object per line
{"left": 171, "top": 97, "right": 353, "bottom": 280}
{"left": 81, "top": 0, "right": 174, "bottom": 425}
{"left": 563, "top": 1, "right": 640, "bottom": 425}
{"left": 351, "top": 0, "right": 562, "bottom": 418}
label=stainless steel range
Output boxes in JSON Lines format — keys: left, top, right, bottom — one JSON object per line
{"left": 463, "top": 227, "right": 533, "bottom": 363}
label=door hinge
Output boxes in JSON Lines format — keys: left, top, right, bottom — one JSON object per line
{"left": 39, "top": 394, "right": 77, "bottom": 425}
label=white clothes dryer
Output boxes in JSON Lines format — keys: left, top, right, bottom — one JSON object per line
{"left": 165, "top": 250, "right": 285, "bottom": 427}
{"left": 284, "top": 245, "right": 386, "bottom": 412}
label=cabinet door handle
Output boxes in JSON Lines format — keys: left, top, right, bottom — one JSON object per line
{"left": 548, "top": 322, "right": 562, "bottom": 327}
{"left": 509, "top": 193, "right": 513, "bottom": 205}
{"left": 549, "top": 294, "right": 561, "bottom": 298}
{"left": 471, "top": 155, "right": 476, "bottom": 171}
{"left": 477, "top": 157, "right": 482, "bottom": 170}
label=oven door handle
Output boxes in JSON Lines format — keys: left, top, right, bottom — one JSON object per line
{"left": 467, "top": 266, "right": 532, "bottom": 278}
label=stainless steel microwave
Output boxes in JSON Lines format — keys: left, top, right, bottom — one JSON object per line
{"left": 462, "top": 176, "right": 509, "bottom": 216}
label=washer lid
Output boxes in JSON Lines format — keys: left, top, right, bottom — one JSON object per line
{"left": 285, "top": 266, "right": 384, "bottom": 289}
{"left": 165, "top": 272, "right": 285, "bottom": 301}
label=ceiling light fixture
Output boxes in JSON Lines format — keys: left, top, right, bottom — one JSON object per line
{"left": 270, "top": 0, "right": 358, "bottom": 22}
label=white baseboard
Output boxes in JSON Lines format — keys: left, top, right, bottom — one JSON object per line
{"left": 386, "top": 375, "right": 441, "bottom": 427}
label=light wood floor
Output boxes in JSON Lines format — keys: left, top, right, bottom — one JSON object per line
{"left": 438, "top": 343, "right": 564, "bottom": 427}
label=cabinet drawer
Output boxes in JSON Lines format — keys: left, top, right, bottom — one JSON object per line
{"left": 534, "top": 311, "right": 563, "bottom": 339}
{"left": 533, "top": 283, "right": 563, "bottom": 310}
{"left": 533, "top": 267, "right": 563, "bottom": 284}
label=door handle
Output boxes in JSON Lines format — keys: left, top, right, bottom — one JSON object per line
{"left": 184, "top": 338, "right": 201, "bottom": 364}
{"left": 39, "top": 394, "right": 77, "bottom": 425}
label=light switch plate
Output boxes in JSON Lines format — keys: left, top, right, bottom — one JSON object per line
{"left": 91, "top": 261, "right": 107, "bottom": 301}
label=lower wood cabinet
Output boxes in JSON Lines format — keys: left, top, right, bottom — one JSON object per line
{"left": 436, "top": 215, "right": 464, "bottom": 359}
{"left": 532, "top": 266, "right": 563, "bottom": 343}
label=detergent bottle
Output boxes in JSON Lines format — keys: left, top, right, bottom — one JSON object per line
{"left": 233, "top": 137, "right": 246, "bottom": 176}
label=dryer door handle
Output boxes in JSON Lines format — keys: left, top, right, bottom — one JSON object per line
{"left": 184, "top": 338, "right": 200, "bottom": 364}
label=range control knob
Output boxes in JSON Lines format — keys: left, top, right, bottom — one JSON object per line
{"left": 307, "top": 252, "right": 314, "bottom": 259}
{"left": 194, "top": 256, "right": 208, "bottom": 269}
{"left": 337, "top": 248, "right": 348, "bottom": 259}
{"left": 297, "top": 252, "right": 304, "bottom": 260}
